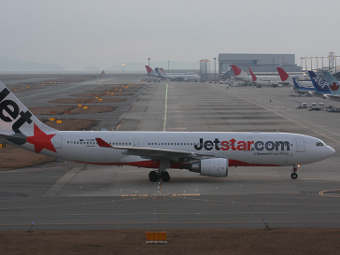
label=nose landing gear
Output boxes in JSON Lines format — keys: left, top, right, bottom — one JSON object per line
{"left": 290, "top": 164, "right": 300, "bottom": 180}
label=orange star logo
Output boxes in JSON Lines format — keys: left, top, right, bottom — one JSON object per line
{"left": 26, "top": 124, "right": 56, "bottom": 153}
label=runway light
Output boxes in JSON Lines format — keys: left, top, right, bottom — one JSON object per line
{"left": 56, "top": 120, "right": 63, "bottom": 124}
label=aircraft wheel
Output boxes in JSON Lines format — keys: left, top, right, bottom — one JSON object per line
{"left": 149, "top": 171, "right": 160, "bottom": 182}
{"left": 291, "top": 172, "right": 298, "bottom": 180}
{"left": 161, "top": 171, "right": 170, "bottom": 182}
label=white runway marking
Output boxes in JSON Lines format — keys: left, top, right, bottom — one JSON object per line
{"left": 120, "top": 193, "right": 200, "bottom": 198}
{"left": 44, "top": 165, "right": 83, "bottom": 197}
{"left": 319, "top": 189, "right": 340, "bottom": 198}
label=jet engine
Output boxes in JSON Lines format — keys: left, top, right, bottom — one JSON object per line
{"left": 188, "top": 158, "right": 228, "bottom": 177}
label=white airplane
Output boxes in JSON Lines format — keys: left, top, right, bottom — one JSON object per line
{"left": 230, "top": 65, "right": 278, "bottom": 87}
{"left": 230, "top": 65, "right": 252, "bottom": 84}
{"left": 277, "top": 67, "right": 315, "bottom": 95}
{"left": 248, "top": 67, "right": 280, "bottom": 87}
{"left": 145, "top": 65, "right": 163, "bottom": 80}
{"left": 277, "top": 67, "right": 313, "bottom": 87}
{"left": 155, "top": 67, "right": 200, "bottom": 82}
{"left": 0, "top": 81, "right": 335, "bottom": 182}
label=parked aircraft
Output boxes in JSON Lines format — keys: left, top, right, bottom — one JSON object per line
{"left": 248, "top": 67, "right": 279, "bottom": 87}
{"left": 308, "top": 70, "right": 340, "bottom": 100}
{"left": 155, "top": 67, "right": 200, "bottom": 81}
{"left": 277, "top": 67, "right": 314, "bottom": 91}
{"left": 145, "top": 65, "right": 163, "bottom": 80}
{"left": 308, "top": 71, "right": 332, "bottom": 96}
{"left": 230, "top": 65, "right": 252, "bottom": 84}
{"left": 231, "top": 65, "right": 280, "bottom": 87}
{"left": 292, "top": 78, "right": 315, "bottom": 95}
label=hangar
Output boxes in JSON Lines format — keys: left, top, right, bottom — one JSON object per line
{"left": 218, "top": 53, "right": 302, "bottom": 73}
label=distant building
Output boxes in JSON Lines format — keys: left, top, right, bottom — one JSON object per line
{"left": 200, "top": 59, "right": 210, "bottom": 80}
{"left": 218, "top": 53, "right": 302, "bottom": 73}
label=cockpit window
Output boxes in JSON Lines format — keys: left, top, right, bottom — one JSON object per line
{"left": 316, "top": 141, "right": 324, "bottom": 147}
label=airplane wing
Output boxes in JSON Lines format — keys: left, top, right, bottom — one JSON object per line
{"left": 95, "top": 137, "right": 212, "bottom": 161}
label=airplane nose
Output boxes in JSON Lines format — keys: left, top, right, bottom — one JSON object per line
{"left": 327, "top": 145, "right": 336, "bottom": 156}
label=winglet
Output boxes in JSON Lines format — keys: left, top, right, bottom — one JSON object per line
{"left": 231, "top": 65, "right": 242, "bottom": 76}
{"left": 248, "top": 67, "right": 257, "bottom": 82}
{"left": 277, "top": 67, "right": 289, "bottom": 81}
{"left": 95, "top": 138, "right": 112, "bottom": 148}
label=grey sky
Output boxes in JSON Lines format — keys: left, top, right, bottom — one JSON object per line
{"left": 1, "top": 0, "right": 339, "bottom": 71}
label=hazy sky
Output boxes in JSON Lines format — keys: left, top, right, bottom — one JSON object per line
{"left": 1, "top": 0, "right": 340, "bottom": 71}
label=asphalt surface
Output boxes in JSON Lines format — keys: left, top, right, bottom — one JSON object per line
{"left": 0, "top": 76, "right": 340, "bottom": 230}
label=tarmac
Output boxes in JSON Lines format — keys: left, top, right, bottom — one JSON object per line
{"left": 0, "top": 75, "right": 340, "bottom": 230}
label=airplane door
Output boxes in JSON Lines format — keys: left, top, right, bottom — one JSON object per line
{"left": 53, "top": 133, "right": 63, "bottom": 150}
{"left": 295, "top": 138, "right": 305, "bottom": 152}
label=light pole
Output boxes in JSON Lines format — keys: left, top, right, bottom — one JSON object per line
{"left": 310, "top": 57, "right": 313, "bottom": 71}
{"left": 213, "top": 57, "right": 216, "bottom": 81}
{"left": 168, "top": 60, "right": 170, "bottom": 73}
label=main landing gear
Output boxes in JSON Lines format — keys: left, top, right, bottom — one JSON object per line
{"left": 290, "top": 164, "right": 300, "bottom": 180}
{"left": 148, "top": 170, "right": 170, "bottom": 182}
{"left": 148, "top": 159, "right": 171, "bottom": 182}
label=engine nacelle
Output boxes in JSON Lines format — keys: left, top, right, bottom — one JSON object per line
{"left": 189, "top": 158, "right": 228, "bottom": 177}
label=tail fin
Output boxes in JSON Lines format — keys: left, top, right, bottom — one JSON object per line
{"left": 248, "top": 67, "right": 257, "bottom": 82}
{"left": 155, "top": 67, "right": 165, "bottom": 78}
{"left": 318, "top": 71, "right": 340, "bottom": 92}
{"left": 292, "top": 77, "right": 302, "bottom": 89}
{"left": 0, "top": 79, "right": 58, "bottom": 153}
{"left": 155, "top": 67, "right": 161, "bottom": 75}
{"left": 231, "top": 65, "right": 242, "bottom": 76}
{"left": 308, "top": 71, "right": 331, "bottom": 93}
{"left": 145, "top": 65, "right": 153, "bottom": 74}
{"left": 277, "top": 67, "right": 289, "bottom": 81}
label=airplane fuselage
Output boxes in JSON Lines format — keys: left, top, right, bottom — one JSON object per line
{"left": 29, "top": 131, "right": 334, "bottom": 168}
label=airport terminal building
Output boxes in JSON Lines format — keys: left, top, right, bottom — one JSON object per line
{"left": 218, "top": 53, "right": 302, "bottom": 73}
